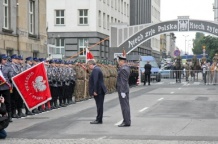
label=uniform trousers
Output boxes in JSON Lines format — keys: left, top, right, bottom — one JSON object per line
{"left": 11, "top": 88, "right": 23, "bottom": 111}
{"left": 118, "top": 92, "right": 131, "bottom": 125}
{"left": 68, "top": 82, "right": 75, "bottom": 100}
{"left": 144, "top": 73, "right": 151, "bottom": 85}
{"left": 62, "top": 83, "right": 68, "bottom": 103}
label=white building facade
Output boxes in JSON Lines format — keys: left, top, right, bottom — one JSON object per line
{"left": 47, "top": 0, "right": 130, "bottom": 59}
{"left": 151, "top": 0, "right": 161, "bottom": 61}
{"left": 214, "top": 0, "right": 218, "bottom": 21}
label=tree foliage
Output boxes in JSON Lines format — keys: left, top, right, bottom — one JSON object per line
{"left": 200, "top": 35, "right": 218, "bottom": 61}
{"left": 192, "top": 33, "right": 205, "bottom": 55}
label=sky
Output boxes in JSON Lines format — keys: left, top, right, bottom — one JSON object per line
{"left": 161, "top": 0, "right": 214, "bottom": 55}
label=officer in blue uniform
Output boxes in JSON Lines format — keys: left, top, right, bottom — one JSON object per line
{"left": 0, "top": 54, "right": 13, "bottom": 122}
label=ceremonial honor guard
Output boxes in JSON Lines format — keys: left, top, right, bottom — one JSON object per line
{"left": 117, "top": 54, "right": 131, "bottom": 127}
{"left": 0, "top": 54, "right": 13, "bottom": 122}
{"left": 68, "top": 61, "right": 76, "bottom": 104}
{"left": 24, "top": 57, "right": 34, "bottom": 115}
{"left": 31, "top": 58, "right": 40, "bottom": 114}
{"left": 10, "top": 54, "right": 23, "bottom": 118}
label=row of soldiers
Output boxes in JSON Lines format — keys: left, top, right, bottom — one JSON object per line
{"left": 0, "top": 53, "right": 139, "bottom": 122}
{"left": 0, "top": 54, "right": 78, "bottom": 122}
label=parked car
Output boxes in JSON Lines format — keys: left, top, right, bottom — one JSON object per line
{"left": 140, "top": 56, "right": 161, "bottom": 82}
{"left": 159, "top": 65, "right": 174, "bottom": 78}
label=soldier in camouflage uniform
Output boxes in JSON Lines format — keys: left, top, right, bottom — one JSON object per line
{"left": 73, "top": 60, "right": 84, "bottom": 101}
{"left": 184, "top": 62, "right": 190, "bottom": 81}
{"left": 174, "top": 56, "right": 182, "bottom": 83}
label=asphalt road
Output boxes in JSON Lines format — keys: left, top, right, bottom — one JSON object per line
{"left": 2, "top": 79, "right": 218, "bottom": 144}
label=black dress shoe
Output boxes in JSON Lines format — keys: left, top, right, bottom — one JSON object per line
{"left": 118, "top": 123, "right": 130, "bottom": 127}
{"left": 90, "top": 120, "right": 102, "bottom": 124}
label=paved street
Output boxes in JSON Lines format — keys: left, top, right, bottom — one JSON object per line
{"left": 2, "top": 79, "right": 218, "bottom": 144}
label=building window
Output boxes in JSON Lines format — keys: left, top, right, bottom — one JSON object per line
{"left": 103, "top": 13, "right": 106, "bottom": 29}
{"left": 111, "top": 17, "right": 113, "bottom": 23}
{"left": 124, "top": 2, "right": 126, "bottom": 15}
{"left": 111, "top": 0, "right": 113, "bottom": 7}
{"left": 79, "top": 9, "right": 88, "bottom": 25}
{"left": 115, "top": 18, "right": 117, "bottom": 23}
{"left": 6, "top": 49, "right": 13, "bottom": 57}
{"left": 98, "top": 11, "right": 101, "bottom": 27}
{"left": 107, "top": 15, "right": 109, "bottom": 30}
{"left": 55, "top": 10, "right": 65, "bottom": 25}
{"left": 33, "top": 51, "right": 38, "bottom": 58}
{"left": 55, "top": 38, "right": 65, "bottom": 54}
{"left": 115, "top": 0, "right": 117, "bottom": 10}
{"left": 107, "top": 0, "right": 110, "bottom": 5}
{"left": 121, "top": 0, "right": 123, "bottom": 13}
{"left": 103, "top": 0, "right": 106, "bottom": 3}
{"left": 127, "top": 4, "right": 129, "bottom": 17}
{"left": 118, "top": 0, "right": 120, "bottom": 11}
{"left": 79, "top": 38, "right": 88, "bottom": 56}
{"left": 29, "top": 0, "right": 35, "bottom": 34}
{"left": 3, "top": 0, "right": 9, "bottom": 29}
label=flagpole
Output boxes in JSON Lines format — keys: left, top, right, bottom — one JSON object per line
{"left": 84, "top": 41, "right": 88, "bottom": 99}
{"left": 68, "top": 37, "right": 109, "bottom": 60}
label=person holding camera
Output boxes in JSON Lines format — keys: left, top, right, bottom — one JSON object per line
{"left": 0, "top": 96, "right": 8, "bottom": 139}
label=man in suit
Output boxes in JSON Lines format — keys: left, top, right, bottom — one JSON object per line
{"left": 117, "top": 55, "right": 131, "bottom": 127}
{"left": 88, "top": 60, "right": 107, "bottom": 124}
{"left": 144, "top": 61, "right": 151, "bottom": 85}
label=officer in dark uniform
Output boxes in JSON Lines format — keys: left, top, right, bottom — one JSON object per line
{"left": 24, "top": 57, "right": 34, "bottom": 115}
{"left": 31, "top": 58, "right": 41, "bottom": 114}
{"left": 0, "top": 54, "right": 13, "bottom": 122}
{"left": 68, "top": 61, "right": 76, "bottom": 104}
{"left": 47, "top": 59, "right": 57, "bottom": 109}
{"left": 144, "top": 61, "right": 151, "bottom": 85}
{"left": 16, "top": 55, "right": 26, "bottom": 117}
{"left": 10, "top": 54, "right": 22, "bottom": 118}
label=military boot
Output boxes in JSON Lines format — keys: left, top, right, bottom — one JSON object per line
{"left": 18, "top": 108, "right": 26, "bottom": 117}
{"left": 32, "top": 108, "right": 40, "bottom": 114}
{"left": 8, "top": 112, "right": 13, "bottom": 122}
{"left": 12, "top": 109, "right": 19, "bottom": 118}
{"left": 54, "top": 100, "right": 60, "bottom": 108}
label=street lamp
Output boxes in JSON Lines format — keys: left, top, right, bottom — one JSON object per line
{"left": 183, "top": 35, "right": 189, "bottom": 55}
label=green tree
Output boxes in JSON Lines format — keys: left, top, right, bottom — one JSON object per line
{"left": 192, "top": 33, "right": 205, "bottom": 54}
{"left": 200, "top": 35, "right": 218, "bottom": 61}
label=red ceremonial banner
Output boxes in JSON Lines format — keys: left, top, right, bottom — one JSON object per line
{"left": 12, "top": 62, "right": 51, "bottom": 111}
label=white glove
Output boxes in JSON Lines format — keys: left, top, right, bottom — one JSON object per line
{"left": 121, "top": 93, "right": 126, "bottom": 98}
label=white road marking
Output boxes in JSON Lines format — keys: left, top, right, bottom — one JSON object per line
{"left": 170, "top": 92, "right": 174, "bottom": 94}
{"left": 139, "top": 107, "right": 149, "bottom": 112}
{"left": 97, "top": 136, "right": 107, "bottom": 140}
{"left": 115, "top": 120, "right": 123, "bottom": 126}
{"left": 158, "top": 98, "right": 164, "bottom": 101}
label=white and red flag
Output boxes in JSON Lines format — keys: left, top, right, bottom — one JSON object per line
{"left": 12, "top": 62, "right": 51, "bottom": 111}
{"left": 86, "top": 48, "right": 94, "bottom": 63}
{"left": 0, "top": 70, "right": 12, "bottom": 92}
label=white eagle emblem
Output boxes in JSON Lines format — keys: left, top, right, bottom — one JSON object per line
{"left": 32, "top": 76, "right": 46, "bottom": 92}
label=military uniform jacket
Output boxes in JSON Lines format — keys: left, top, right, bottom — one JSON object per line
{"left": 10, "top": 62, "right": 20, "bottom": 77}
{"left": 24, "top": 64, "right": 32, "bottom": 70}
{"left": 0, "top": 64, "right": 13, "bottom": 91}
{"left": 117, "top": 64, "right": 130, "bottom": 93}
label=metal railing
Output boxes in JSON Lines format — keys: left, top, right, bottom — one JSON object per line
{"left": 160, "top": 70, "right": 218, "bottom": 85}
